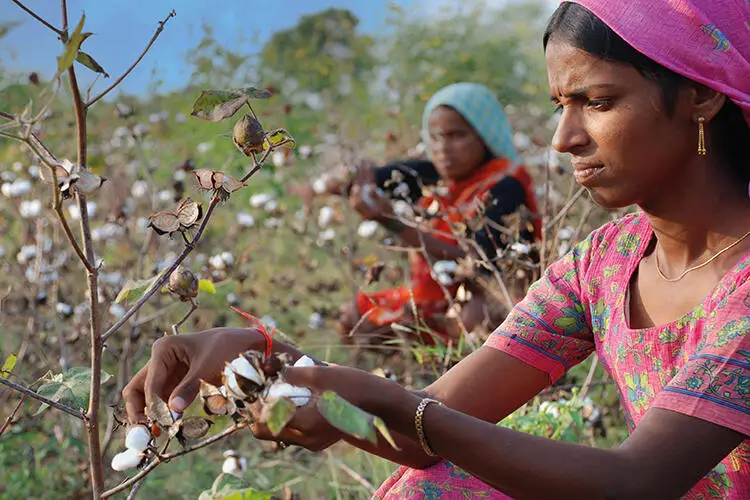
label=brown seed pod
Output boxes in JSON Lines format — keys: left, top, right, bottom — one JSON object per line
{"left": 200, "top": 380, "right": 236, "bottom": 416}
{"left": 193, "top": 168, "right": 218, "bottom": 191}
{"left": 232, "top": 114, "right": 265, "bottom": 156}
{"left": 148, "top": 211, "right": 180, "bottom": 236}
{"left": 174, "top": 198, "right": 203, "bottom": 230}
{"left": 146, "top": 396, "right": 173, "bottom": 431}
{"left": 193, "top": 169, "right": 246, "bottom": 202}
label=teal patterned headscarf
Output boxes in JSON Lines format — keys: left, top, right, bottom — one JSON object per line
{"left": 421, "top": 82, "right": 520, "bottom": 163}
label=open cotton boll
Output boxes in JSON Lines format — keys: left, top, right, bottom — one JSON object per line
{"left": 318, "top": 206, "right": 334, "bottom": 228}
{"left": 125, "top": 425, "right": 151, "bottom": 452}
{"left": 265, "top": 382, "right": 311, "bottom": 407}
{"left": 222, "top": 456, "right": 248, "bottom": 477}
{"left": 222, "top": 365, "right": 247, "bottom": 399}
{"left": 111, "top": 448, "right": 143, "bottom": 471}
{"left": 230, "top": 356, "right": 263, "bottom": 386}
{"left": 357, "top": 220, "right": 379, "bottom": 239}
{"left": 293, "top": 355, "right": 316, "bottom": 368}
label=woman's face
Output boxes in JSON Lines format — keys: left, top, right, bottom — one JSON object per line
{"left": 427, "top": 106, "right": 487, "bottom": 182}
{"left": 546, "top": 39, "right": 696, "bottom": 210}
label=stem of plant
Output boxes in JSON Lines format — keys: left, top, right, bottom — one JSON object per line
{"left": 0, "top": 376, "right": 84, "bottom": 420}
{"left": 171, "top": 298, "right": 198, "bottom": 335}
{"left": 0, "top": 395, "right": 27, "bottom": 437}
{"left": 101, "top": 422, "right": 248, "bottom": 498}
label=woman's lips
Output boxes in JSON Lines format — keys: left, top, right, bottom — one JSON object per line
{"left": 573, "top": 165, "right": 604, "bottom": 185}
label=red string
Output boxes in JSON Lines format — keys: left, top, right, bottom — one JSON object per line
{"left": 230, "top": 306, "right": 274, "bottom": 358}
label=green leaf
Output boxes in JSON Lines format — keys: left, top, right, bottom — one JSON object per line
{"left": 57, "top": 14, "right": 87, "bottom": 76}
{"left": 198, "top": 279, "right": 216, "bottom": 294}
{"left": 76, "top": 51, "right": 109, "bottom": 77}
{"left": 1, "top": 354, "right": 17, "bottom": 375}
{"left": 198, "top": 474, "right": 272, "bottom": 500}
{"left": 373, "top": 416, "right": 400, "bottom": 450}
{"left": 316, "top": 391, "right": 378, "bottom": 444}
{"left": 191, "top": 90, "right": 249, "bottom": 122}
{"left": 236, "top": 86, "right": 273, "bottom": 100}
{"left": 35, "top": 367, "right": 111, "bottom": 415}
{"left": 261, "top": 397, "right": 296, "bottom": 437}
{"left": 262, "top": 128, "right": 296, "bottom": 151}
{"left": 1, "top": 354, "right": 17, "bottom": 376}
{"left": 190, "top": 87, "right": 272, "bottom": 122}
{"left": 115, "top": 273, "right": 162, "bottom": 304}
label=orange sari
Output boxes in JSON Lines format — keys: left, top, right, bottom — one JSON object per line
{"left": 356, "top": 158, "right": 539, "bottom": 344}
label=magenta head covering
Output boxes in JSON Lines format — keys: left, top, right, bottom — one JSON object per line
{"left": 567, "top": 0, "right": 750, "bottom": 126}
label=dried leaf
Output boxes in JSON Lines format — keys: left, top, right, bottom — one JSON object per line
{"left": 148, "top": 211, "right": 180, "bottom": 236}
{"left": 218, "top": 172, "right": 246, "bottom": 193}
{"left": 194, "top": 168, "right": 218, "bottom": 191}
{"left": 364, "top": 262, "right": 385, "bottom": 285}
{"left": 146, "top": 395, "right": 174, "bottom": 430}
{"left": 74, "top": 168, "right": 105, "bottom": 194}
{"left": 76, "top": 51, "right": 109, "bottom": 77}
{"left": 39, "top": 164, "right": 72, "bottom": 184}
{"left": 261, "top": 397, "right": 296, "bottom": 437}
{"left": 262, "top": 128, "right": 296, "bottom": 151}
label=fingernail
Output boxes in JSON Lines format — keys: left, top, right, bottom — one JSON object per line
{"left": 170, "top": 396, "right": 187, "bottom": 413}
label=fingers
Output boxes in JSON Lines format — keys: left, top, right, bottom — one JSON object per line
{"left": 143, "top": 337, "right": 189, "bottom": 412}
{"left": 284, "top": 366, "right": 324, "bottom": 390}
{"left": 168, "top": 368, "right": 202, "bottom": 414}
{"left": 123, "top": 364, "right": 149, "bottom": 424}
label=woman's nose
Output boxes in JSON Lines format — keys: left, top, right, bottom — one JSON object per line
{"left": 551, "top": 108, "right": 589, "bottom": 154}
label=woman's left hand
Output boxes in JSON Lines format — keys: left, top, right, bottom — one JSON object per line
{"left": 250, "top": 365, "right": 416, "bottom": 450}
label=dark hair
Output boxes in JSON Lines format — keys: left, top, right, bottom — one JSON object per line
{"left": 544, "top": 2, "right": 750, "bottom": 185}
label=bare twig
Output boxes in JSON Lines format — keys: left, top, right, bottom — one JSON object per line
{"left": 101, "top": 422, "right": 248, "bottom": 498}
{"left": 324, "top": 451, "right": 376, "bottom": 493}
{"left": 86, "top": 10, "right": 176, "bottom": 108}
{"left": 544, "top": 186, "right": 586, "bottom": 232}
{"left": 0, "top": 395, "right": 26, "bottom": 437}
{"left": 0, "top": 376, "right": 84, "bottom": 420}
{"left": 11, "top": 0, "right": 63, "bottom": 36}
{"left": 170, "top": 298, "right": 198, "bottom": 335}
{"left": 101, "top": 194, "right": 220, "bottom": 343}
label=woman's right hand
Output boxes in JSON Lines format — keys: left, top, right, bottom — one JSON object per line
{"left": 123, "top": 328, "right": 292, "bottom": 423}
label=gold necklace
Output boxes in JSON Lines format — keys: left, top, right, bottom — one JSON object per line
{"left": 655, "top": 229, "right": 750, "bottom": 282}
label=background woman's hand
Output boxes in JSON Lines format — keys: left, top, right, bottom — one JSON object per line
{"left": 122, "top": 328, "right": 297, "bottom": 423}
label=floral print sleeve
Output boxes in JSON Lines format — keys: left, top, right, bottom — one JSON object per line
{"left": 652, "top": 280, "right": 750, "bottom": 436}
{"left": 484, "top": 227, "right": 604, "bottom": 382}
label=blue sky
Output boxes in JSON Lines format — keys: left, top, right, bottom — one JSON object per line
{"left": 0, "top": 0, "right": 422, "bottom": 97}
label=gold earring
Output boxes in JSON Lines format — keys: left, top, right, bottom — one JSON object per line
{"left": 697, "top": 116, "right": 707, "bottom": 156}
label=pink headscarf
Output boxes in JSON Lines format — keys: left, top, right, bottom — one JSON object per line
{"left": 569, "top": 0, "right": 750, "bottom": 126}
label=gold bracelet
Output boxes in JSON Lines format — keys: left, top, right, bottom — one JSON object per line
{"left": 415, "top": 398, "right": 443, "bottom": 457}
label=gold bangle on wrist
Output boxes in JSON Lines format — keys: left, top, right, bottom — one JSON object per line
{"left": 415, "top": 397, "right": 443, "bottom": 457}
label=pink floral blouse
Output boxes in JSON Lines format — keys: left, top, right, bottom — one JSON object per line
{"left": 374, "top": 213, "right": 750, "bottom": 499}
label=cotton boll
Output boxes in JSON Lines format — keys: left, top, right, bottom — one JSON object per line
{"left": 271, "top": 150, "right": 286, "bottom": 168}
{"left": 196, "top": 142, "right": 213, "bottom": 154}
{"left": 19, "top": 199, "right": 42, "bottom": 219}
{"left": 237, "top": 212, "right": 255, "bottom": 227}
{"left": 28, "top": 165, "right": 40, "bottom": 178}
{"left": 230, "top": 356, "right": 264, "bottom": 387}
{"left": 357, "top": 220, "right": 379, "bottom": 239}
{"left": 317, "top": 206, "right": 334, "bottom": 228}
{"left": 293, "top": 355, "right": 316, "bottom": 368}
{"left": 158, "top": 190, "right": 172, "bottom": 203}
{"left": 222, "top": 365, "right": 247, "bottom": 399}
{"left": 111, "top": 448, "right": 143, "bottom": 471}
{"left": 307, "top": 312, "right": 324, "bottom": 330}
{"left": 125, "top": 425, "right": 151, "bottom": 452}
{"left": 265, "top": 382, "right": 311, "bottom": 407}
{"left": 131, "top": 180, "right": 149, "bottom": 199}
{"left": 109, "top": 303, "right": 125, "bottom": 318}
{"left": 220, "top": 252, "right": 234, "bottom": 266}
{"left": 250, "top": 193, "right": 274, "bottom": 208}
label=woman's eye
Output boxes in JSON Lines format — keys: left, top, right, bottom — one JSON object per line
{"left": 587, "top": 99, "right": 612, "bottom": 111}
